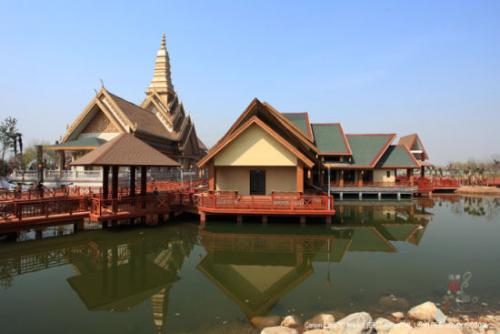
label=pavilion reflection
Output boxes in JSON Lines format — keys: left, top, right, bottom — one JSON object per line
{"left": 197, "top": 201, "right": 431, "bottom": 317}
{"left": 0, "top": 226, "right": 197, "bottom": 334}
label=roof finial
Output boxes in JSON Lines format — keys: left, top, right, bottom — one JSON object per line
{"left": 161, "top": 33, "right": 166, "bottom": 49}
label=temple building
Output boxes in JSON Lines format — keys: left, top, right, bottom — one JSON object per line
{"left": 49, "top": 34, "right": 206, "bottom": 170}
{"left": 198, "top": 98, "right": 429, "bottom": 198}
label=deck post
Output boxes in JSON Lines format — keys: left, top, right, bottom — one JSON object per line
{"left": 397, "top": 192, "right": 401, "bottom": 201}
{"left": 339, "top": 192, "right": 343, "bottom": 201}
{"left": 236, "top": 215, "right": 243, "bottom": 225}
{"left": 325, "top": 216, "right": 332, "bottom": 224}
{"left": 339, "top": 170, "right": 344, "bottom": 188}
{"left": 359, "top": 192, "right": 363, "bottom": 200}
{"left": 358, "top": 170, "right": 364, "bottom": 187}
{"left": 102, "top": 166, "right": 109, "bottom": 199}
{"left": 378, "top": 192, "right": 382, "bottom": 200}
{"left": 327, "top": 167, "right": 331, "bottom": 210}
{"left": 408, "top": 168, "right": 414, "bottom": 186}
{"left": 140, "top": 166, "right": 147, "bottom": 209}
{"left": 199, "top": 211, "right": 206, "bottom": 226}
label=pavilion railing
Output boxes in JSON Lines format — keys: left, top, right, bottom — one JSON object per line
{"left": 196, "top": 192, "right": 334, "bottom": 213}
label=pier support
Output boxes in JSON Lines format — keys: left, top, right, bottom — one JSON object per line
{"left": 397, "top": 192, "right": 401, "bottom": 201}
{"left": 236, "top": 215, "right": 243, "bottom": 225}
{"left": 378, "top": 192, "right": 382, "bottom": 201}
{"left": 300, "top": 216, "right": 306, "bottom": 225}
{"left": 199, "top": 212, "right": 206, "bottom": 226}
{"left": 339, "top": 192, "right": 343, "bottom": 201}
{"left": 358, "top": 192, "right": 363, "bottom": 200}
{"left": 261, "top": 215, "right": 268, "bottom": 225}
{"left": 325, "top": 216, "right": 332, "bottom": 225}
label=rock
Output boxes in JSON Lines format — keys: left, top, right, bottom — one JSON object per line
{"left": 251, "top": 316, "right": 282, "bottom": 329}
{"left": 379, "top": 295, "right": 411, "bottom": 310}
{"left": 306, "top": 313, "right": 335, "bottom": 326}
{"left": 408, "top": 302, "right": 447, "bottom": 324}
{"left": 388, "top": 323, "right": 413, "bottom": 334}
{"left": 330, "top": 312, "right": 372, "bottom": 334}
{"left": 446, "top": 317, "right": 460, "bottom": 324}
{"left": 280, "top": 315, "right": 302, "bottom": 328}
{"left": 392, "top": 312, "right": 405, "bottom": 322}
{"left": 303, "top": 330, "right": 332, "bottom": 334}
{"left": 374, "top": 317, "right": 395, "bottom": 334}
{"left": 260, "top": 326, "right": 298, "bottom": 334}
{"left": 408, "top": 325, "right": 462, "bottom": 334}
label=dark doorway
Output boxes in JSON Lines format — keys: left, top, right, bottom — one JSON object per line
{"left": 250, "top": 169, "right": 266, "bottom": 195}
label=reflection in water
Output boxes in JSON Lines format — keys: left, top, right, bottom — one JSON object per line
{"left": 1, "top": 196, "right": 498, "bottom": 333}
{"left": 197, "top": 201, "right": 431, "bottom": 317}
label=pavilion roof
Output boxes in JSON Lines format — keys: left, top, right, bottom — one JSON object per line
{"left": 47, "top": 137, "right": 106, "bottom": 151}
{"left": 345, "top": 134, "right": 396, "bottom": 168}
{"left": 311, "top": 123, "right": 352, "bottom": 155}
{"left": 71, "top": 133, "right": 179, "bottom": 167}
{"left": 398, "top": 133, "right": 429, "bottom": 160}
{"left": 281, "top": 112, "right": 314, "bottom": 140}
{"left": 376, "top": 145, "right": 419, "bottom": 169}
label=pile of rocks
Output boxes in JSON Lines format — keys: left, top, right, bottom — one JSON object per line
{"left": 255, "top": 301, "right": 499, "bottom": 334}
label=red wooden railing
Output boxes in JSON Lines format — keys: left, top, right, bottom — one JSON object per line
{"left": 330, "top": 180, "right": 415, "bottom": 188}
{"left": 196, "top": 192, "right": 334, "bottom": 213}
{"left": 1, "top": 197, "right": 88, "bottom": 222}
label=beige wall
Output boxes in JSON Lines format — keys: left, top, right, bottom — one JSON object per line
{"left": 215, "top": 166, "right": 297, "bottom": 195}
{"left": 374, "top": 169, "right": 396, "bottom": 184}
{"left": 214, "top": 124, "right": 297, "bottom": 166}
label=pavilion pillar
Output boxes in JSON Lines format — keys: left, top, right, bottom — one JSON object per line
{"left": 296, "top": 161, "right": 304, "bottom": 193}
{"left": 58, "top": 151, "right": 65, "bottom": 171}
{"left": 208, "top": 163, "right": 215, "bottom": 192}
{"left": 129, "top": 166, "right": 136, "bottom": 197}
{"left": 140, "top": 166, "right": 147, "bottom": 209}
{"left": 102, "top": 166, "right": 110, "bottom": 199}
{"left": 421, "top": 165, "right": 425, "bottom": 178}
{"left": 111, "top": 166, "right": 119, "bottom": 213}
{"left": 111, "top": 166, "right": 119, "bottom": 199}
{"left": 339, "top": 170, "right": 344, "bottom": 188}
{"left": 408, "top": 169, "right": 414, "bottom": 186}
{"left": 358, "top": 170, "right": 364, "bottom": 187}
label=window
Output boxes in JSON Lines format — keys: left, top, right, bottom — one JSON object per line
{"left": 250, "top": 170, "right": 266, "bottom": 195}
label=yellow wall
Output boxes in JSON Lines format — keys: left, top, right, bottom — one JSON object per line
{"left": 215, "top": 166, "right": 297, "bottom": 195}
{"left": 214, "top": 124, "right": 297, "bottom": 166}
{"left": 374, "top": 169, "right": 396, "bottom": 184}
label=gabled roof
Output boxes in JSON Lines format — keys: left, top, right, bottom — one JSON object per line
{"left": 106, "top": 91, "right": 177, "bottom": 140}
{"left": 197, "top": 116, "right": 315, "bottom": 168}
{"left": 398, "top": 133, "right": 429, "bottom": 160}
{"left": 281, "top": 112, "right": 314, "bottom": 141}
{"left": 345, "top": 134, "right": 396, "bottom": 168}
{"left": 71, "top": 134, "right": 179, "bottom": 167}
{"left": 311, "top": 123, "right": 352, "bottom": 156}
{"left": 62, "top": 88, "right": 178, "bottom": 143}
{"left": 218, "top": 99, "right": 318, "bottom": 153}
{"left": 376, "top": 145, "right": 419, "bottom": 169}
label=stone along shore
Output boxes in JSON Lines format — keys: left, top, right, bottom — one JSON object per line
{"left": 253, "top": 301, "right": 499, "bottom": 334}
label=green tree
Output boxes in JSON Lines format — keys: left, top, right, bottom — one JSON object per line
{"left": 0, "top": 116, "right": 19, "bottom": 161}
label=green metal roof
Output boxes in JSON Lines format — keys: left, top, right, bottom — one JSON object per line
{"left": 377, "top": 145, "right": 418, "bottom": 168}
{"left": 53, "top": 137, "right": 106, "bottom": 148}
{"left": 346, "top": 134, "right": 394, "bottom": 167}
{"left": 282, "top": 113, "right": 311, "bottom": 138}
{"left": 311, "top": 123, "right": 350, "bottom": 154}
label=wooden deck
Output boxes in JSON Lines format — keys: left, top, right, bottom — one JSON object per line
{"left": 1, "top": 183, "right": 335, "bottom": 233}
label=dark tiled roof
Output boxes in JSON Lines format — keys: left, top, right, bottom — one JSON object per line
{"left": 281, "top": 113, "right": 312, "bottom": 139}
{"left": 311, "top": 123, "right": 351, "bottom": 155}
{"left": 346, "top": 134, "right": 395, "bottom": 167}
{"left": 377, "top": 145, "right": 419, "bottom": 168}
{"left": 51, "top": 137, "right": 105, "bottom": 148}
{"left": 106, "top": 92, "right": 178, "bottom": 141}
{"left": 71, "top": 134, "right": 179, "bottom": 166}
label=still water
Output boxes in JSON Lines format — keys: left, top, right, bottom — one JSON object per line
{"left": 0, "top": 196, "right": 499, "bottom": 334}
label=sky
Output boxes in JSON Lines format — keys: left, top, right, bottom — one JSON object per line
{"left": 0, "top": 0, "right": 499, "bottom": 165}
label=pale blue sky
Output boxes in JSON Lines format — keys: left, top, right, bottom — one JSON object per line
{"left": 0, "top": 0, "right": 499, "bottom": 164}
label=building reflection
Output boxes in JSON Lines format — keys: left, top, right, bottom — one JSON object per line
{"left": 0, "top": 226, "right": 197, "bottom": 334}
{"left": 197, "top": 201, "right": 431, "bottom": 318}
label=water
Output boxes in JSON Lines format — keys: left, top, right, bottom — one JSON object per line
{"left": 0, "top": 196, "right": 499, "bottom": 334}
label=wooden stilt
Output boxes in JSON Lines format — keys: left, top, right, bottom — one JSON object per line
{"left": 300, "top": 216, "right": 306, "bottom": 225}
{"left": 325, "top": 216, "right": 332, "bottom": 224}
{"left": 262, "top": 215, "right": 268, "bottom": 225}
{"left": 236, "top": 215, "right": 243, "bottom": 225}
